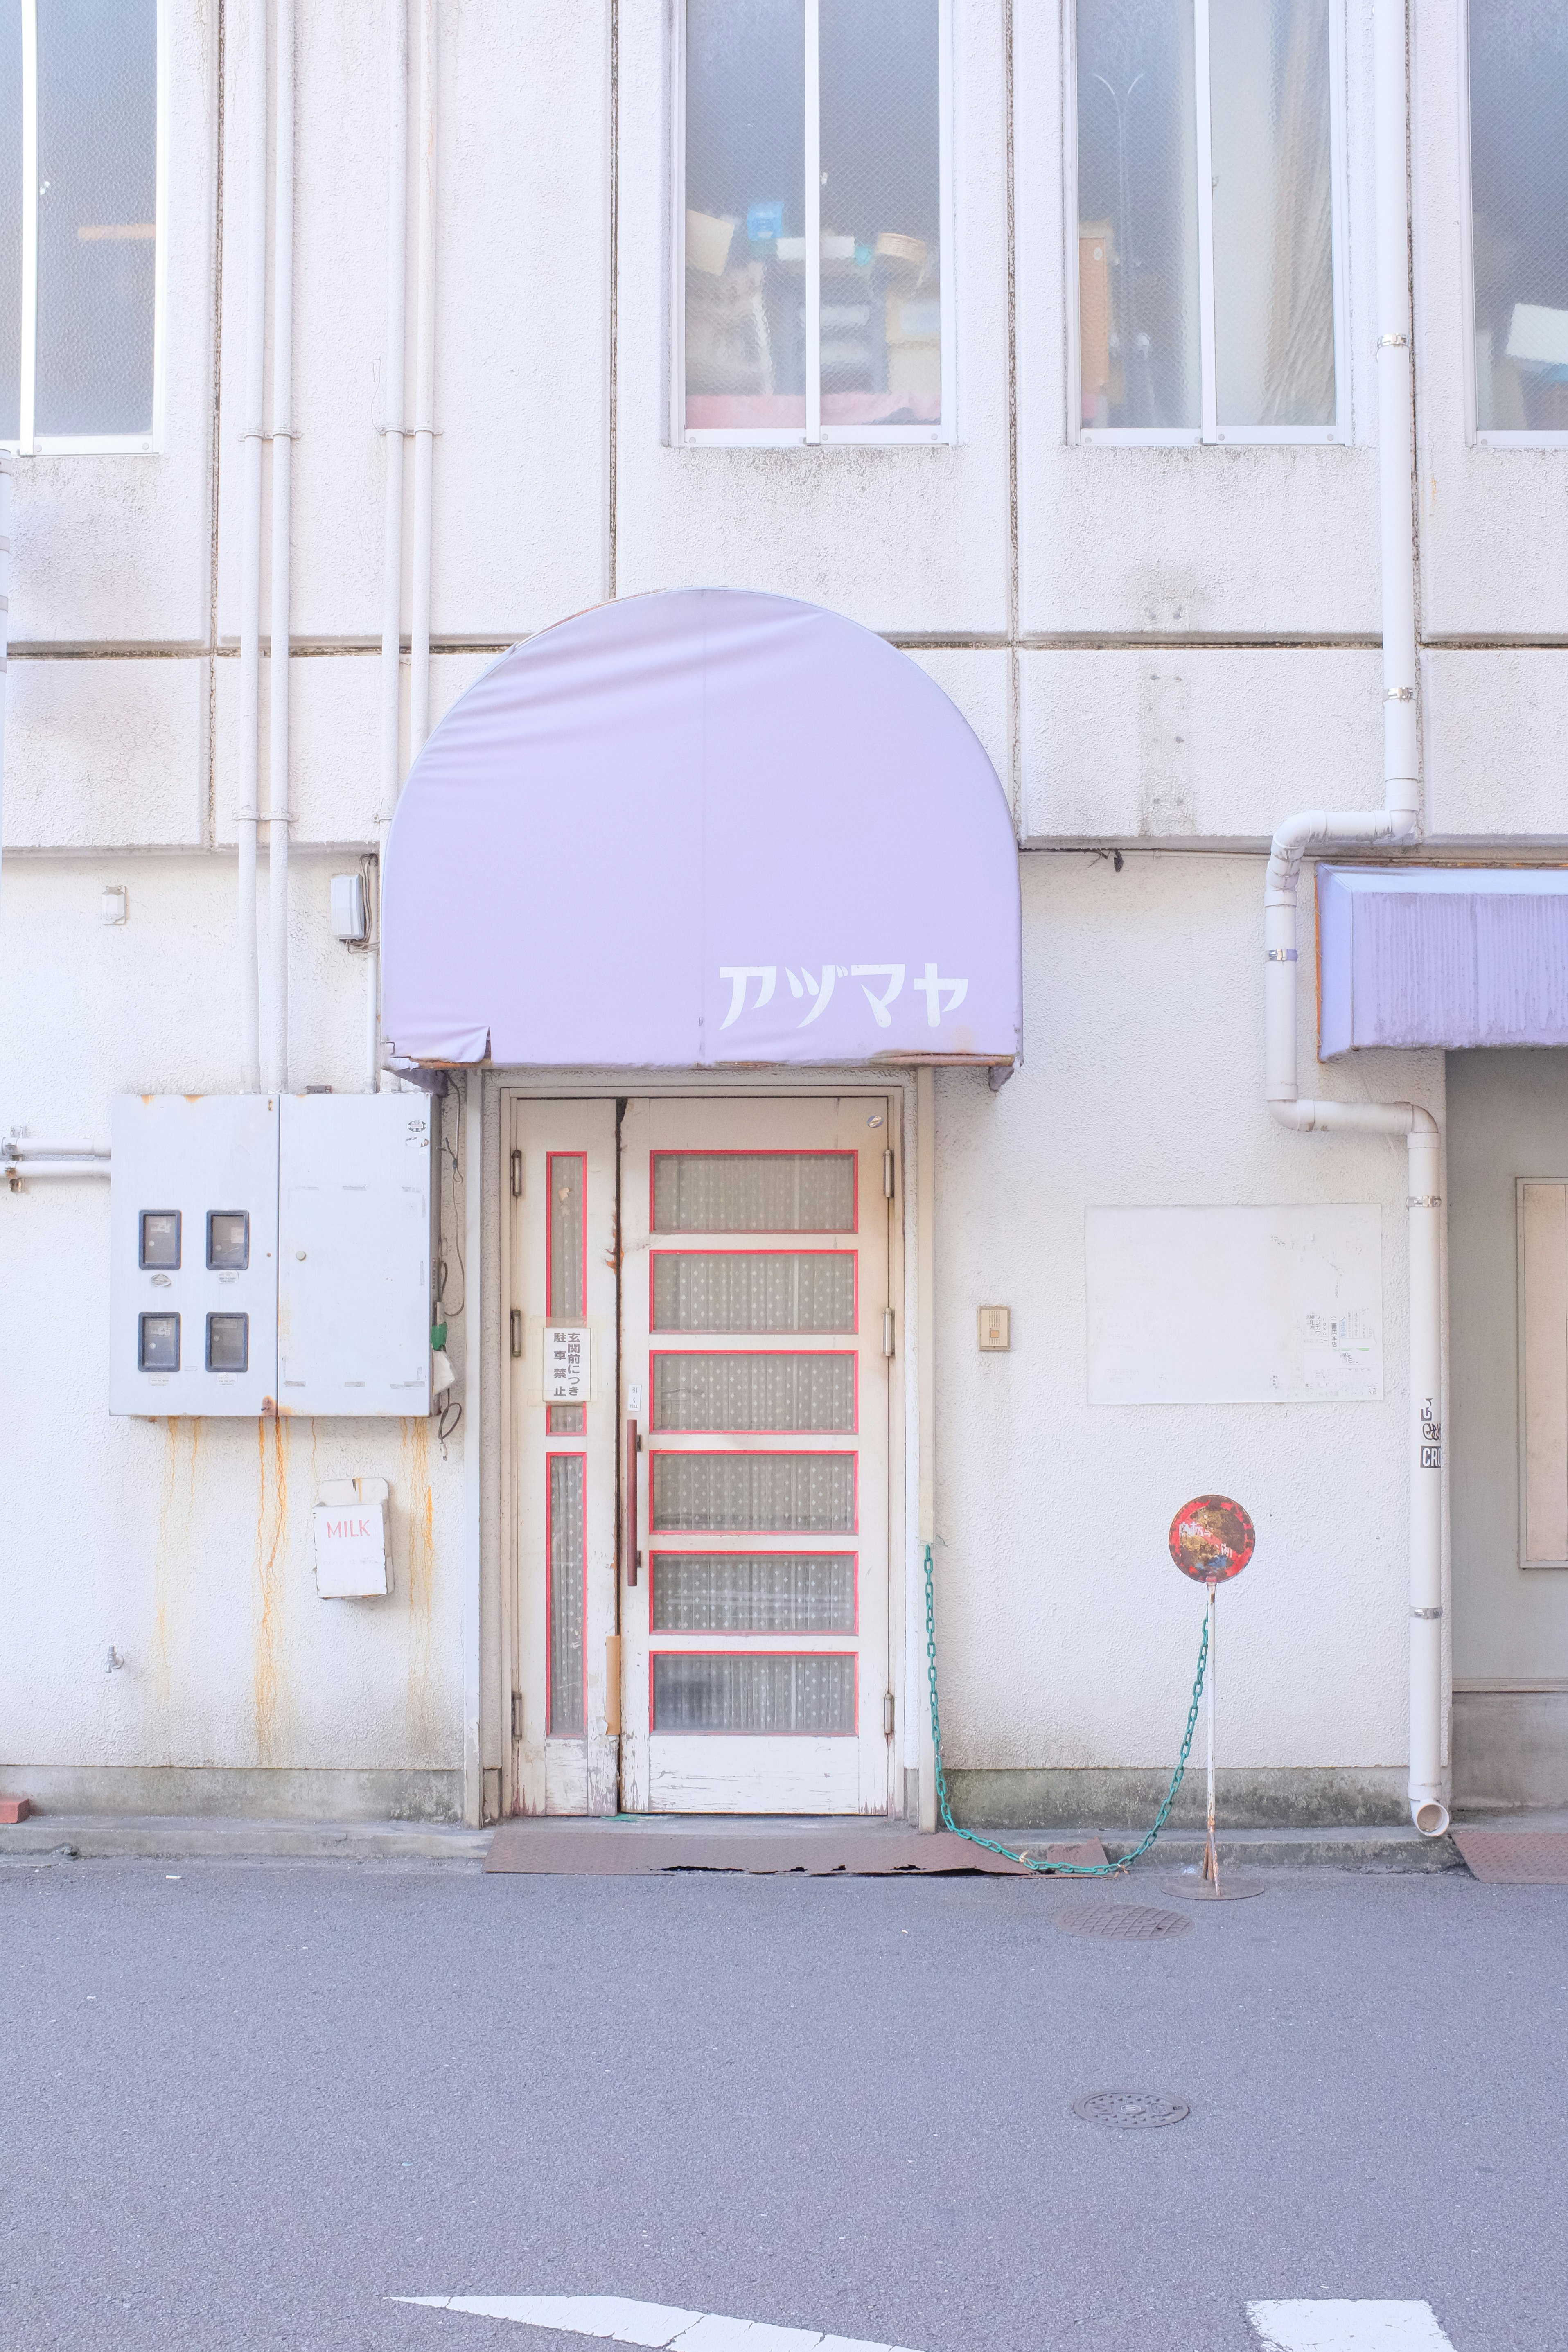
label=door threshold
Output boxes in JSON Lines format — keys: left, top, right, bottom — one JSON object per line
{"left": 485, "top": 1818, "right": 1036, "bottom": 1876}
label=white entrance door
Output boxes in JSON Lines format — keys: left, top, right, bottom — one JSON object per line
{"left": 509, "top": 1100, "right": 620, "bottom": 1816}
{"left": 618, "top": 1096, "right": 894, "bottom": 1815}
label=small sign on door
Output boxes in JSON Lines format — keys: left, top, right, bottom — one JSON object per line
{"left": 544, "top": 1325, "right": 591, "bottom": 1403}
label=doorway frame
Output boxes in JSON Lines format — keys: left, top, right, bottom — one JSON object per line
{"left": 482, "top": 1066, "right": 935, "bottom": 1827}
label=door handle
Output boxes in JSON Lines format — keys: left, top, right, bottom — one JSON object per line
{"left": 625, "top": 1415, "right": 640, "bottom": 1586}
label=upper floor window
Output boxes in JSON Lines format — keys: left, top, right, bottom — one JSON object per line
{"left": 1467, "top": 0, "right": 1568, "bottom": 446}
{"left": 678, "top": 0, "right": 951, "bottom": 447}
{"left": 0, "top": 0, "right": 162, "bottom": 454}
{"left": 1072, "top": 0, "right": 1346, "bottom": 445}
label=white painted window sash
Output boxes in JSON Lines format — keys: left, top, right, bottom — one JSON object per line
{"left": 5, "top": 0, "right": 166, "bottom": 458}
{"left": 1074, "top": 0, "right": 1350, "bottom": 451}
{"left": 677, "top": 0, "right": 956, "bottom": 452}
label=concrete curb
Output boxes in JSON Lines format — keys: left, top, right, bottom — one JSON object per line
{"left": 997, "top": 1824, "right": 1462, "bottom": 1873}
{"left": 0, "top": 1814, "right": 493, "bottom": 1863}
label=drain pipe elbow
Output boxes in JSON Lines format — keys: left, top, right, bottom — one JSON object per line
{"left": 1411, "top": 1796, "right": 1451, "bottom": 1838}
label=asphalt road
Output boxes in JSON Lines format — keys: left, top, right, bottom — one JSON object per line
{"left": 1, "top": 1858, "right": 1563, "bottom": 2352}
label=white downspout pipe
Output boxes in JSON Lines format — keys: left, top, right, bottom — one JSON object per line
{"left": 371, "top": 0, "right": 408, "bottom": 1094}
{"left": 1262, "top": 0, "right": 1447, "bottom": 1837}
{"left": 267, "top": 0, "right": 294, "bottom": 1094}
{"left": 408, "top": 0, "right": 436, "bottom": 760}
{"left": 235, "top": 0, "right": 266, "bottom": 1095}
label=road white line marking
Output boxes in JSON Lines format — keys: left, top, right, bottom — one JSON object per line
{"left": 392, "top": 2295, "right": 915, "bottom": 2352}
{"left": 1248, "top": 2303, "right": 1456, "bottom": 2351}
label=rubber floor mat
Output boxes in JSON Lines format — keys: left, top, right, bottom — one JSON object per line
{"left": 485, "top": 1823, "right": 1109, "bottom": 1876}
{"left": 1452, "top": 1829, "right": 1568, "bottom": 1884}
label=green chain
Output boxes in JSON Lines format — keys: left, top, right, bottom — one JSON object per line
{"left": 922, "top": 1541, "right": 1209, "bottom": 1877}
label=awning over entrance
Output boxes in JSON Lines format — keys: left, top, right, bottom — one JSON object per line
{"left": 1318, "top": 864, "right": 1568, "bottom": 1053}
{"left": 382, "top": 588, "right": 1021, "bottom": 1068}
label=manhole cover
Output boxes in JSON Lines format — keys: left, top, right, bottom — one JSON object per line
{"left": 1072, "top": 2091, "right": 1190, "bottom": 2130}
{"left": 1053, "top": 1901, "right": 1192, "bottom": 1940}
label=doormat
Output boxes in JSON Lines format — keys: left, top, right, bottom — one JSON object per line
{"left": 484, "top": 1822, "right": 1110, "bottom": 1877}
{"left": 1451, "top": 1829, "right": 1568, "bottom": 1884}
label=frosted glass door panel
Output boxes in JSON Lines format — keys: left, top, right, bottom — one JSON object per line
{"left": 1209, "top": 0, "right": 1335, "bottom": 428}
{"left": 1469, "top": 1, "right": 1568, "bottom": 432}
{"left": 548, "top": 1454, "right": 586, "bottom": 1734}
{"left": 819, "top": 0, "right": 942, "bottom": 426}
{"left": 653, "top": 1252, "right": 856, "bottom": 1332}
{"left": 652, "top": 1451, "right": 856, "bottom": 1532}
{"left": 653, "top": 1652, "right": 857, "bottom": 1733}
{"left": 35, "top": 0, "right": 158, "bottom": 437}
{"left": 1076, "top": 0, "right": 1200, "bottom": 429}
{"left": 653, "top": 1150, "right": 856, "bottom": 1231}
{"left": 651, "top": 1552, "right": 857, "bottom": 1632}
{"left": 686, "top": 0, "right": 806, "bottom": 429}
{"left": 653, "top": 1351, "right": 855, "bottom": 1432}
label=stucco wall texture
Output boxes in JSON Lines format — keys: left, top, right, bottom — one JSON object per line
{"left": 0, "top": 0, "right": 1560, "bottom": 1819}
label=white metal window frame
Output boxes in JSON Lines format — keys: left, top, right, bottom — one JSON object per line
{"left": 1457, "top": 1, "right": 1568, "bottom": 451}
{"left": 5, "top": 0, "right": 167, "bottom": 457}
{"left": 1063, "top": 0, "right": 1350, "bottom": 449}
{"left": 670, "top": 0, "right": 957, "bottom": 450}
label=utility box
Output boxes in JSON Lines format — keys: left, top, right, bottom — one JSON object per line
{"left": 277, "top": 1095, "right": 435, "bottom": 1416}
{"left": 111, "top": 1094, "right": 437, "bottom": 1419}
{"left": 110, "top": 1095, "right": 279, "bottom": 1417}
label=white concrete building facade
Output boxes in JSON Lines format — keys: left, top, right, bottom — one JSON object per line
{"left": 3, "top": 0, "right": 1566, "bottom": 1835}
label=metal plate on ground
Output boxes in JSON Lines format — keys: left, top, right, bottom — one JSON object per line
{"left": 1158, "top": 1872, "right": 1266, "bottom": 1901}
{"left": 1052, "top": 1901, "right": 1191, "bottom": 1940}
{"left": 1072, "top": 2091, "right": 1190, "bottom": 2129}
{"left": 1452, "top": 1829, "right": 1568, "bottom": 1885}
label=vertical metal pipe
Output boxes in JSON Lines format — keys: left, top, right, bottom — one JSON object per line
{"left": 236, "top": 0, "right": 267, "bottom": 1094}
{"left": 0, "top": 453, "right": 13, "bottom": 964}
{"left": 408, "top": 0, "right": 437, "bottom": 758}
{"left": 372, "top": 0, "right": 410, "bottom": 1091}
{"left": 267, "top": 0, "right": 294, "bottom": 1093}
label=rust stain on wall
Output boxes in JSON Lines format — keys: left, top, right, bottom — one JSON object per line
{"left": 401, "top": 1419, "right": 435, "bottom": 1756}
{"left": 152, "top": 1419, "right": 201, "bottom": 1746}
{"left": 253, "top": 1415, "right": 290, "bottom": 1763}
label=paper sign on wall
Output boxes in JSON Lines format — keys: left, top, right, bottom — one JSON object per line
{"left": 1085, "top": 1204, "right": 1383, "bottom": 1405}
{"left": 544, "top": 1325, "right": 591, "bottom": 1403}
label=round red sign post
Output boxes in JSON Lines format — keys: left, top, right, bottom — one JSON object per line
{"left": 1163, "top": 1495, "right": 1262, "bottom": 1902}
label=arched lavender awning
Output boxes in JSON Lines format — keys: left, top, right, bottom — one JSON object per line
{"left": 381, "top": 588, "right": 1021, "bottom": 1069}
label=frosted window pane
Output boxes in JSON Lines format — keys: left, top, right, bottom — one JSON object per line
{"left": 547, "top": 1154, "right": 584, "bottom": 1320}
{"left": 652, "top": 1451, "right": 856, "bottom": 1531}
{"left": 686, "top": 0, "right": 805, "bottom": 431}
{"left": 1076, "top": 0, "right": 1199, "bottom": 429}
{"left": 819, "top": 0, "right": 941, "bottom": 426}
{"left": 652, "top": 1651, "right": 856, "bottom": 1732}
{"left": 35, "top": 0, "right": 157, "bottom": 438}
{"left": 548, "top": 1454, "right": 585, "bottom": 1735}
{"left": 653, "top": 1151, "right": 856, "bottom": 1232}
{"left": 653, "top": 1252, "right": 856, "bottom": 1332}
{"left": 547, "top": 1404, "right": 585, "bottom": 1434}
{"left": 653, "top": 1352, "right": 855, "bottom": 1432}
{"left": 1469, "top": 1, "right": 1568, "bottom": 432}
{"left": 1210, "top": 0, "right": 1335, "bottom": 428}
{"left": 652, "top": 1553, "right": 856, "bottom": 1632}
{"left": 0, "top": 7, "right": 20, "bottom": 441}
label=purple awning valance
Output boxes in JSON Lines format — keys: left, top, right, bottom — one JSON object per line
{"left": 1318, "top": 864, "right": 1568, "bottom": 1054}
{"left": 382, "top": 588, "right": 1021, "bottom": 1070}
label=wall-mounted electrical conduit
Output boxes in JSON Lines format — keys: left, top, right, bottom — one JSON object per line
{"left": 1262, "top": 0, "right": 1446, "bottom": 1837}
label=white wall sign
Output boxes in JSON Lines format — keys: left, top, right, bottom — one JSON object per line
{"left": 1086, "top": 1205, "right": 1383, "bottom": 1405}
{"left": 544, "top": 1325, "right": 591, "bottom": 1403}
{"left": 312, "top": 1500, "right": 390, "bottom": 1597}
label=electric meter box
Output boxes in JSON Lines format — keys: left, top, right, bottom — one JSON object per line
{"left": 277, "top": 1094, "right": 435, "bottom": 1416}
{"left": 111, "top": 1094, "right": 436, "bottom": 1419}
{"left": 110, "top": 1094, "right": 279, "bottom": 1417}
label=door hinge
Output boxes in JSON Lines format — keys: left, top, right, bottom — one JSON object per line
{"left": 510, "top": 1308, "right": 522, "bottom": 1358}
{"left": 883, "top": 1148, "right": 895, "bottom": 1199}
{"left": 510, "top": 1148, "right": 523, "bottom": 1198}
{"left": 882, "top": 1691, "right": 895, "bottom": 1737}
{"left": 510, "top": 1691, "right": 523, "bottom": 1741}
{"left": 883, "top": 1308, "right": 894, "bottom": 1357}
